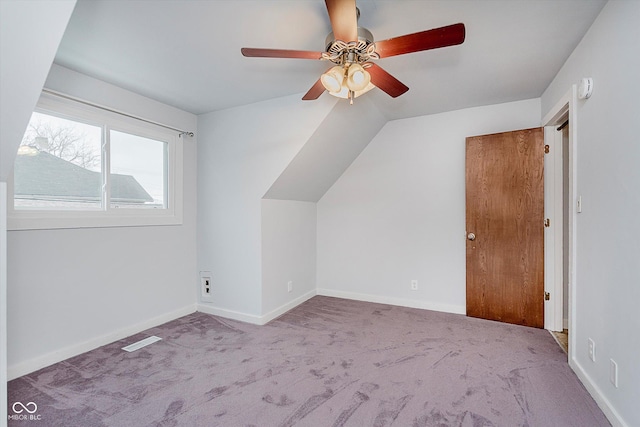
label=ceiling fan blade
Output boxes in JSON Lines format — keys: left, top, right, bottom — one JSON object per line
{"left": 367, "top": 63, "right": 409, "bottom": 98}
{"left": 302, "top": 78, "right": 326, "bottom": 100}
{"left": 374, "top": 23, "right": 466, "bottom": 58}
{"left": 325, "top": 0, "right": 358, "bottom": 42}
{"left": 241, "top": 47, "right": 323, "bottom": 60}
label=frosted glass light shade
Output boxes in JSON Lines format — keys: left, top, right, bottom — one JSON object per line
{"left": 321, "top": 66, "right": 345, "bottom": 93}
{"left": 346, "top": 64, "right": 371, "bottom": 91}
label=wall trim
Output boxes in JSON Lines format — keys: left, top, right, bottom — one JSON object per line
{"left": 317, "top": 288, "right": 466, "bottom": 315}
{"left": 197, "top": 290, "right": 317, "bottom": 326}
{"left": 197, "top": 290, "right": 465, "bottom": 325}
{"left": 542, "top": 86, "right": 575, "bottom": 336}
{"left": 261, "top": 290, "right": 317, "bottom": 324}
{"left": 196, "top": 304, "right": 263, "bottom": 325}
{"left": 570, "top": 358, "right": 628, "bottom": 427}
{"left": 8, "top": 304, "right": 197, "bottom": 380}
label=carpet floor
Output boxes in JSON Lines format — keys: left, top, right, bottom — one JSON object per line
{"left": 8, "top": 296, "right": 610, "bottom": 426}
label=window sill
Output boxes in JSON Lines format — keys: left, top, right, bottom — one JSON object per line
{"left": 7, "top": 210, "right": 183, "bottom": 231}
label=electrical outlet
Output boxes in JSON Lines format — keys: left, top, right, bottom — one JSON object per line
{"left": 287, "top": 281, "right": 293, "bottom": 293}
{"left": 411, "top": 280, "right": 418, "bottom": 291}
{"left": 200, "top": 271, "right": 213, "bottom": 302}
{"left": 610, "top": 359, "right": 618, "bottom": 388}
{"left": 588, "top": 338, "right": 596, "bottom": 362}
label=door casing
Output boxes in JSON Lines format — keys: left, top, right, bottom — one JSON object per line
{"left": 543, "top": 125, "right": 564, "bottom": 332}
{"left": 543, "top": 85, "right": 578, "bottom": 352}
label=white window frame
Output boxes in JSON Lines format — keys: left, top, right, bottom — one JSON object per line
{"left": 7, "top": 93, "right": 183, "bottom": 230}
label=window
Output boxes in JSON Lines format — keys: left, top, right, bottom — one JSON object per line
{"left": 15, "top": 112, "right": 103, "bottom": 210}
{"left": 8, "top": 93, "right": 183, "bottom": 230}
{"left": 110, "top": 130, "right": 167, "bottom": 209}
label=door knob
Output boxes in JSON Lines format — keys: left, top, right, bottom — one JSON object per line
{"left": 467, "top": 232, "right": 476, "bottom": 241}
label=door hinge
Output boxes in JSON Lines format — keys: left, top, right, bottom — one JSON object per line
{"left": 544, "top": 144, "right": 550, "bottom": 154}
{"left": 544, "top": 218, "right": 550, "bottom": 228}
{"left": 544, "top": 292, "right": 551, "bottom": 301}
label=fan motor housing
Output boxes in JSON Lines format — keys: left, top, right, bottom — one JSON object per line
{"left": 325, "top": 27, "right": 375, "bottom": 51}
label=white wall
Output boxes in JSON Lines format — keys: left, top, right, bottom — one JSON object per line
{"left": 0, "top": 0, "right": 76, "bottom": 182}
{"left": 261, "top": 199, "right": 316, "bottom": 317}
{"left": 317, "top": 99, "right": 541, "bottom": 312}
{"left": 6, "top": 66, "right": 198, "bottom": 378}
{"left": 196, "top": 95, "right": 336, "bottom": 321}
{"left": 541, "top": 2, "right": 640, "bottom": 426}
{"left": 0, "top": 3, "right": 75, "bottom": 421}
{"left": 0, "top": 183, "right": 7, "bottom": 427}
{"left": 264, "top": 98, "right": 386, "bottom": 202}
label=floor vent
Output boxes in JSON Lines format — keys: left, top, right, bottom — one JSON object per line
{"left": 122, "top": 336, "right": 162, "bottom": 352}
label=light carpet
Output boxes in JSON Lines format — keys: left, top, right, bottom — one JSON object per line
{"left": 8, "top": 296, "right": 610, "bottom": 426}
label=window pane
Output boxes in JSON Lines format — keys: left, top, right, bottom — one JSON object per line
{"left": 110, "top": 130, "right": 166, "bottom": 209}
{"left": 14, "top": 112, "right": 102, "bottom": 210}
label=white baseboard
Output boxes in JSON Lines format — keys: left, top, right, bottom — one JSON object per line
{"left": 8, "top": 304, "right": 197, "bottom": 380}
{"left": 261, "top": 290, "right": 317, "bottom": 324}
{"left": 197, "top": 290, "right": 317, "bottom": 326}
{"left": 316, "top": 288, "right": 466, "bottom": 315}
{"left": 563, "top": 317, "right": 569, "bottom": 330}
{"left": 569, "top": 357, "right": 628, "bottom": 427}
{"left": 196, "top": 304, "right": 263, "bottom": 325}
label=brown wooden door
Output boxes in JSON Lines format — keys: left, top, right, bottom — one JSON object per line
{"left": 466, "top": 128, "right": 545, "bottom": 328}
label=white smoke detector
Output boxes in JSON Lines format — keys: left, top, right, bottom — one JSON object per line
{"left": 578, "top": 77, "right": 593, "bottom": 99}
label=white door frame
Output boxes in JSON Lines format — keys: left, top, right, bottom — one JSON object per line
{"left": 543, "top": 85, "right": 578, "bottom": 360}
{"left": 543, "top": 123, "right": 564, "bottom": 331}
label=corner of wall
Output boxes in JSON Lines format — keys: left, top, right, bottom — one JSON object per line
{"left": 196, "top": 94, "right": 336, "bottom": 320}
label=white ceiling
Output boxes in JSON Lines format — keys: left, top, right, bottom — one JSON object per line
{"left": 54, "top": 0, "right": 607, "bottom": 120}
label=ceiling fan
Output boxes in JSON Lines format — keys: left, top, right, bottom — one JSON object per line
{"left": 241, "top": 0, "right": 465, "bottom": 103}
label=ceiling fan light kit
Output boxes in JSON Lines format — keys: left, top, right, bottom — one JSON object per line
{"left": 346, "top": 63, "right": 371, "bottom": 91}
{"left": 320, "top": 62, "right": 374, "bottom": 104}
{"left": 241, "top": 0, "right": 466, "bottom": 103}
{"left": 321, "top": 66, "right": 345, "bottom": 93}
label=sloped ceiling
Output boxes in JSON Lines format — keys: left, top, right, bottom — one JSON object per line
{"left": 0, "top": 0, "right": 76, "bottom": 181}
{"left": 54, "top": 0, "right": 607, "bottom": 120}
{"left": 264, "top": 97, "right": 386, "bottom": 202}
